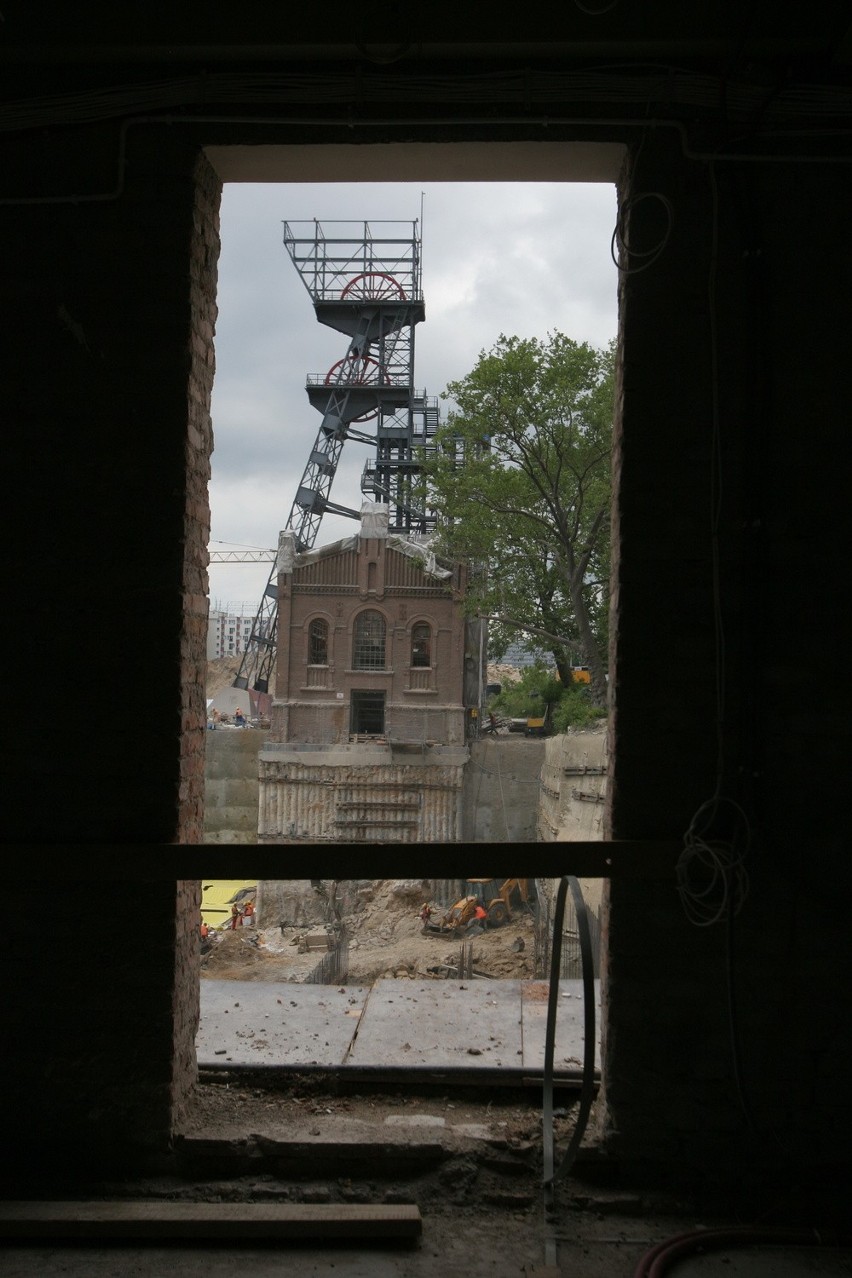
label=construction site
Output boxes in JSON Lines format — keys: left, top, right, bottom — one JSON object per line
{"left": 4, "top": 11, "right": 852, "bottom": 1276}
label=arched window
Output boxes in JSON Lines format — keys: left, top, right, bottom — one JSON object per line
{"left": 308, "top": 618, "right": 328, "bottom": 665}
{"left": 352, "top": 610, "right": 386, "bottom": 670}
{"left": 411, "top": 622, "right": 431, "bottom": 667}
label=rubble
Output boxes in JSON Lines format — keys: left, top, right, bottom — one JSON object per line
{"left": 202, "top": 879, "right": 538, "bottom": 986}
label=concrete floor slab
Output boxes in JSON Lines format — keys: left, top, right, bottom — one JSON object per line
{"left": 197, "top": 978, "right": 600, "bottom": 1075}
{"left": 521, "top": 979, "right": 602, "bottom": 1072}
{"left": 197, "top": 981, "right": 369, "bottom": 1067}
{"left": 346, "top": 979, "right": 525, "bottom": 1070}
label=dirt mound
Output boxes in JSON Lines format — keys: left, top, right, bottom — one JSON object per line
{"left": 202, "top": 926, "right": 321, "bottom": 983}
{"left": 201, "top": 885, "right": 538, "bottom": 987}
{"left": 206, "top": 655, "right": 245, "bottom": 698}
{"left": 487, "top": 663, "right": 522, "bottom": 687}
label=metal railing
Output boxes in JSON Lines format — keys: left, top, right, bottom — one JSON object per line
{"left": 534, "top": 881, "right": 602, "bottom": 979}
{"left": 305, "top": 933, "right": 350, "bottom": 985}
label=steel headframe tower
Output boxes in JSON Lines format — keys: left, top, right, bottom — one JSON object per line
{"left": 234, "top": 218, "right": 438, "bottom": 694}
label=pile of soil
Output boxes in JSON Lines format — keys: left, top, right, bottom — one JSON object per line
{"left": 205, "top": 654, "right": 245, "bottom": 698}
{"left": 486, "top": 663, "right": 523, "bottom": 688}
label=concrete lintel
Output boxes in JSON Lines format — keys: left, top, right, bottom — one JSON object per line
{"left": 33, "top": 841, "right": 682, "bottom": 880}
{"left": 205, "top": 141, "right": 625, "bottom": 185}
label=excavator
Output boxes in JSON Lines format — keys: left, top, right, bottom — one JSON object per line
{"left": 423, "top": 878, "right": 531, "bottom": 936}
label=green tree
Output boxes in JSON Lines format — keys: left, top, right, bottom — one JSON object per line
{"left": 487, "top": 663, "right": 605, "bottom": 731}
{"left": 425, "top": 332, "right": 614, "bottom": 707}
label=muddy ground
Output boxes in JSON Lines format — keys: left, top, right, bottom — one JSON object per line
{"left": 201, "top": 879, "right": 539, "bottom": 986}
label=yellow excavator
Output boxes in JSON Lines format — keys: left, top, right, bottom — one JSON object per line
{"left": 424, "top": 878, "right": 530, "bottom": 936}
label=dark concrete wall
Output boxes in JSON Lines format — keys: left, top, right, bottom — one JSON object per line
{"left": 1, "top": 879, "right": 200, "bottom": 1184}
{"left": 2, "top": 127, "right": 218, "bottom": 1170}
{"left": 605, "top": 144, "right": 851, "bottom": 1189}
{"left": 2, "top": 41, "right": 850, "bottom": 1196}
{"left": 2, "top": 129, "right": 218, "bottom": 843}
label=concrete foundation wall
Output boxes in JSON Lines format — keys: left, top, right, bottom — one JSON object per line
{"left": 258, "top": 744, "right": 468, "bottom": 843}
{"left": 536, "top": 725, "right": 608, "bottom": 921}
{"left": 203, "top": 728, "right": 264, "bottom": 844}
{"left": 462, "top": 738, "right": 546, "bottom": 842}
{"left": 538, "top": 722, "right": 607, "bottom": 844}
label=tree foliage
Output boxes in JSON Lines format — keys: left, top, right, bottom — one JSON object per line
{"left": 487, "top": 663, "right": 606, "bottom": 731}
{"left": 424, "top": 332, "right": 615, "bottom": 706}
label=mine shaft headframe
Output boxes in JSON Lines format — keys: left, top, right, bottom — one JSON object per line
{"left": 232, "top": 220, "right": 427, "bottom": 695}
{"left": 282, "top": 219, "right": 423, "bottom": 306}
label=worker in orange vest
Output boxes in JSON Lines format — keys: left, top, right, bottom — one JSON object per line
{"left": 241, "top": 900, "right": 255, "bottom": 926}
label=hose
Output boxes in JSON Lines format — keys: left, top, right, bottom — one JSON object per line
{"left": 542, "top": 875, "right": 597, "bottom": 1202}
{"left": 633, "top": 1226, "right": 851, "bottom": 1278}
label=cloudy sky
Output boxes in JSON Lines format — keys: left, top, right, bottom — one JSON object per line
{"left": 208, "top": 181, "right": 619, "bottom": 612}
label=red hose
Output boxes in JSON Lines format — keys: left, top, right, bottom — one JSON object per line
{"left": 633, "top": 1226, "right": 851, "bottom": 1278}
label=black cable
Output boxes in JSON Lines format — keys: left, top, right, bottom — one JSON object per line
{"left": 542, "top": 875, "right": 597, "bottom": 1204}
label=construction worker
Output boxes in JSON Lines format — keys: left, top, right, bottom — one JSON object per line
{"left": 230, "top": 903, "right": 241, "bottom": 930}
{"left": 200, "top": 920, "right": 209, "bottom": 940}
{"left": 473, "top": 902, "right": 488, "bottom": 924}
{"left": 241, "top": 900, "right": 255, "bottom": 926}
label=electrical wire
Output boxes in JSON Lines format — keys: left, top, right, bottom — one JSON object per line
{"left": 574, "top": 0, "right": 619, "bottom": 12}
{"left": 1, "top": 68, "right": 850, "bottom": 130}
{"left": 611, "top": 190, "right": 675, "bottom": 274}
{"left": 1, "top": 106, "right": 850, "bottom": 207}
{"left": 676, "top": 796, "right": 751, "bottom": 926}
{"left": 676, "top": 159, "right": 750, "bottom": 926}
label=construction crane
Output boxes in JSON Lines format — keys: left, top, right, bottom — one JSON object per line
{"left": 232, "top": 219, "right": 439, "bottom": 695}
{"left": 208, "top": 542, "right": 275, "bottom": 563}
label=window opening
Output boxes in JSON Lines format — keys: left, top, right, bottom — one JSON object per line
{"left": 200, "top": 168, "right": 617, "bottom": 1098}
{"left": 350, "top": 689, "right": 385, "bottom": 734}
{"left": 411, "top": 622, "right": 431, "bottom": 667}
{"left": 352, "top": 609, "right": 386, "bottom": 670}
{"left": 308, "top": 617, "right": 328, "bottom": 665}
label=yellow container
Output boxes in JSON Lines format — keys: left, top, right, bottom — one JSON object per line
{"left": 201, "top": 879, "right": 257, "bottom": 928}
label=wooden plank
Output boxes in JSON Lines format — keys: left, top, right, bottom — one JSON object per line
{"left": 0, "top": 1201, "right": 422, "bottom": 1241}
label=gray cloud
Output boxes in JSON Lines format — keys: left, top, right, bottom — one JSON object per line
{"left": 209, "top": 181, "right": 618, "bottom": 609}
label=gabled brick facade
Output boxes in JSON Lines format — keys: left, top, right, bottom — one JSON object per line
{"left": 270, "top": 509, "right": 469, "bottom": 747}
{"left": 258, "top": 508, "right": 472, "bottom": 843}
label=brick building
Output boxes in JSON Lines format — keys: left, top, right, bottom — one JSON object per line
{"left": 271, "top": 504, "right": 469, "bottom": 746}
{"left": 258, "top": 505, "right": 473, "bottom": 842}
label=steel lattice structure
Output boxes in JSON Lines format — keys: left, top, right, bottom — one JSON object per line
{"left": 234, "top": 219, "right": 438, "bottom": 694}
